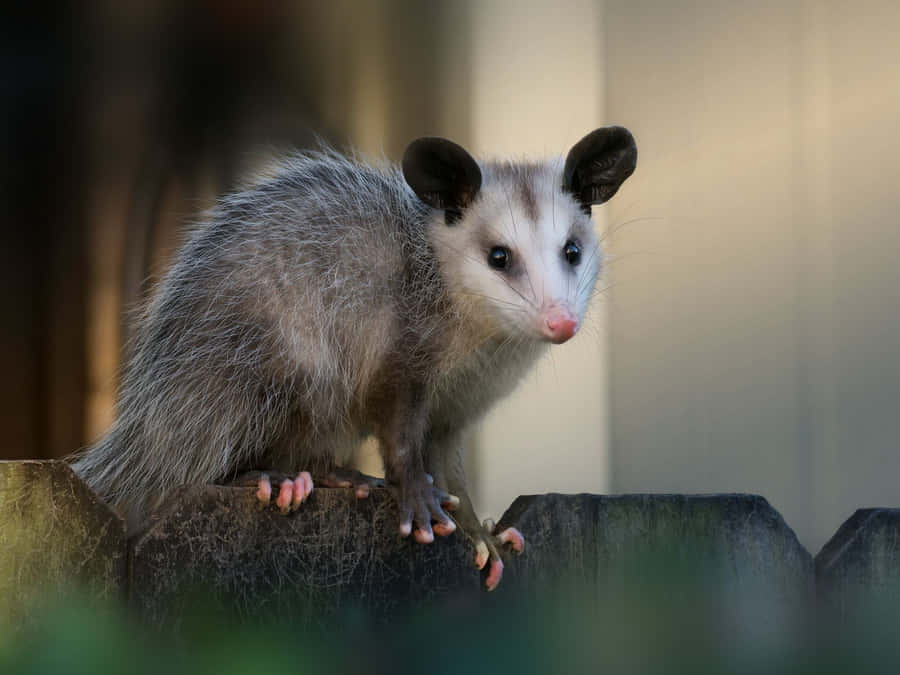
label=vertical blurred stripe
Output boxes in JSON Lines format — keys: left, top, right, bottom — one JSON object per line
{"left": 466, "top": 0, "right": 611, "bottom": 520}
{"left": 606, "top": 0, "right": 900, "bottom": 552}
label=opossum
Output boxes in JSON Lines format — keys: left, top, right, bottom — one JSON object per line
{"left": 71, "top": 126, "right": 636, "bottom": 590}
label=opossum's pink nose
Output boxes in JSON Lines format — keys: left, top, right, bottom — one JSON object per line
{"left": 542, "top": 307, "right": 578, "bottom": 344}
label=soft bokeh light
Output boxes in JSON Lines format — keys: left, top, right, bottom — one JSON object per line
{"left": 3, "top": 0, "right": 900, "bottom": 557}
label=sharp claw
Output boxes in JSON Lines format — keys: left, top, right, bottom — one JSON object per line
{"left": 474, "top": 540, "right": 489, "bottom": 570}
{"left": 443, "top": 494, "right": 460, "bottom": 511}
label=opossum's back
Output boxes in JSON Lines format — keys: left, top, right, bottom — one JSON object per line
{"left": 204, "top": 154, "right": 427, "bottom": 302}
{"left": 175, "top": 153, "right": 430, "bottom": 387}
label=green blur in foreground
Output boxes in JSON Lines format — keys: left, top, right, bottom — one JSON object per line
{"left": 1, "top": 549, "right": 899, "bottom": 675}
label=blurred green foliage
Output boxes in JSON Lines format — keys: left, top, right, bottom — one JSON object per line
{"left": 2, "top": 548, "right": 898, "bottom": 675}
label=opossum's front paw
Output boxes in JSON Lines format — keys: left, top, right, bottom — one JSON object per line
{"left": 233, "top": 471, "right": 314, "bottom": 514}
{"left": 470, "top": 519, "right": 525, "bottom": 592}
{"left": 390, "top": 473, "right": 458, "bottom": 544}
{"left": 314, "top": 468, "right": 385, "bottom": 499}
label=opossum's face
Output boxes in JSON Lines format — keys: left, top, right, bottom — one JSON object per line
{"left": 403, "top": 128, "right": 637, "bottom": 343}
{"left": 431, "top": 171, "right": 601, "bottom": 343}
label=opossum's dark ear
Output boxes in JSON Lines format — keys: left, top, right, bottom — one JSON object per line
{"left": 563, "top": 126, "right": 637, "bottom": 214}
{"left": 402, "top": 137, "right": 482, "bottom": 225}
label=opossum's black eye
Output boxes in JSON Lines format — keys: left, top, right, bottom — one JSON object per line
{"left": 488, "top": 246, "right": 511, "bottom": 270}
{"left": 564, "top": 240, "right": 581, "bottom": 266}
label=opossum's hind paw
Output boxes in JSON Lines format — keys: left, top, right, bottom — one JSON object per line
{"left": 231, "top": 470, "right": 314, "bottom": 513}
{"left": 314, "top": 468, "right": 384, "bottom": 499}
{"left": 472, "top": 520, "right": 525, "bottom": 592}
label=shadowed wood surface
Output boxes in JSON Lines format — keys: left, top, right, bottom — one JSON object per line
{"left": 816, "top": 508, "right": 900, "bottom": 622}
{"left": 130, "top": 486, "right": 483, "bottom": 625}
{"left": 493, "top": 493, "right": 815, "bottom": 630}
{"left": 3, "top": 461, "right": 899, "bottom": 630}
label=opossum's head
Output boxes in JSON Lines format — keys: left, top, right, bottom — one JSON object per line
{"left": 403, "top": 127, "right": 637, "bottom": 344}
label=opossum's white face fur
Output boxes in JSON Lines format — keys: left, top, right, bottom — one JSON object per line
{"left": 431, "top": 166, "right": 600, "bottom": 343}
{"left": 403, "top": 127, "right": 637, "bottom": 344}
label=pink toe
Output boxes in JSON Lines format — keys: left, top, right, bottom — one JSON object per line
{"left": 485, "top": 558, "right": 504, "bottom": 591}
{"left": 399, "top": 522, "right": 412, "bottom": 538}
{"left": 291, "top": 473, "right": 312, "bottom": 507}
{"left": 297, "top": 471, "right": 313, "bottom": 496}
{"left": 432, "top": 520, "right": 456, "bottom": 537}
{"left": 355, "top": 484, "right": 370, "bottom": 499}
{"left": 291, "top": 476, "right": 305, "bottom": 509}
{"left": 276, "top": 479, "right": 293, "bottom": 512}
{"left": 414, "top": 528, "right": 434, "bottom": 544}
{"left": 256, "top": 476, "right": 272, "bottom": 505}
{"left": 498, "top": 527, "right": 525, "bottom": 552}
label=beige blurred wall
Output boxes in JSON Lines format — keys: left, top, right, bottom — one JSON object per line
{"left": 464, "top": 0, "right": 611, "bottom": 520}
{"left": 605, "top": 0, "right": 900, "bottom": 553}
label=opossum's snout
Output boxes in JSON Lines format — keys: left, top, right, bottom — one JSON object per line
{"left": 540, "top": 305, "right": 579, "bottom": 344}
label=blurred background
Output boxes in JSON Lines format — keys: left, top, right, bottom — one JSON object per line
{"left": 2, "top": 0, "right": 899, "bottom": 554}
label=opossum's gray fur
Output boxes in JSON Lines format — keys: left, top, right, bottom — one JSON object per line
{"left": 71, "top": 149, "right": 570, "bottom": 525}
{"left": 71, "top": 124, "right": 639, "bottom": 542}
